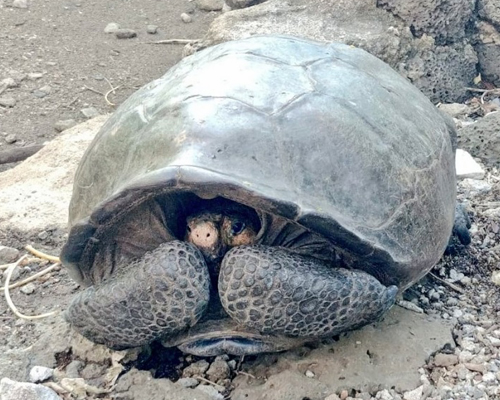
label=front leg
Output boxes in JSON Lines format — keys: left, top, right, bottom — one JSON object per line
{"left": 65, "top": 241, "right": 211, "bottom": 350}
{"left": 218, "top": 246, "right": 397, "bottom": 338}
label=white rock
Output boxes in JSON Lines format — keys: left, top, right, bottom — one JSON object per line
{"left": 29, "top": 366, "right": 54, "bottom": 383}
{"left": 482, "top": 372, "right": 496, "bottom": 383}
{"left": 0, "top": 378, "right": 61, "bottom": 400}
{"left": 181, "top": 12, "right": 193, "bottom": 23}
{"left": 456, "top": 149, "right": 485, "bottom": 179}
{"left": 305, "top": 370, "right": 315, "bottom": 378}
{"left": 403, "top": 385, "right": 423, "bottom": 400}
{"left": 459, "top": 178, "right": 492, "bottom": 197}
{"left": 104, "top": 22, "right": 120, "bottom": 33}
{"left": 196, "top": 384, "right": 224, "bottom": 400}
{"left": 492, "top": 271, "right": 500, "bottom": 287}
{"left": 12, "top": 0, "right": 28, "bottom": 8}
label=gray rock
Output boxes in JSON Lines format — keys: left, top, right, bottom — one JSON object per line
{"left": 4, "top": 134, "right": 17, "bottom": 144}
{"left": 479, "top": 0, "right": 500, "bottom": 31}
{"left": 196, "top": 384, "right": 224, "bottom": 400}
{"left": 196, "top": 0, "right": 224, "bottom": 11}
{"left": 3, "top": 264, "right": 21, "bottom": 281}
{"left": 12, "top": 0, "right": 29, "bottom": 9}
{"left": 65, "top": 360, "right": 83, "bottom": 379}
{"left": 183, "top": 360, "right": 210, "bottom": 378}
{"left": 54, "top": 119, "right": 77, "bottom": 132}
{"left": 33, "top": 86, "right": 51, "bottom": 98}
{"left": 438, "top": 103, "right": 471, "bottom": 118}
{"left": 455, "top": 149, "right": 485, "bottom": 180}
{"left": 29, "top": 366, "right": 54, "bottom": 383}
{"left": 474, "top": 22, "right": 500, "bottom": 86}
{"left": 197, "top": 0, "right": 476, "bottom": 103}
{"left": 104, "top": 22, "right": 120, "bottom": 33}
{"left": 459, "top": 178, "right": 492, "bottom": 197}
{"left": 146, "top": 24, "right": 158, "bottom": 34}
{"left": 433, "top": 353, "right": 459, "bottom": 367}
{"left": 206, "top": 356, "right": 231, "bottom": 383}
{"left": 80, "top": 363, "right": 105, "bottom": 380}
{"left": 377, "top": 0, "right": 474, "bottom": 43}
{"left": 0, "top": 97, "right": 16, "bottom": 107}
{"left": 0, "top": 245, "right": 19, "bottom": 263}
{"left": 1, "top": 78, "right": 18, "bottom": 88}
{"left": 20, "top": 282, "right": 36, "bottom": 294}
{"left": 458, "top": 111, "right": 500, "bottom": 167}
{"left": 115, "top": 29, "right": 137, "bottom": 39}
{"left": 225, "top": 0, "right": 266, "bottom": 8}
{"left": 181, "top": 13, "right": 193, "bottom": 23}
{"left": 27, "top": 73, "right": 43, "bottom": 80}
{"left": 0, "top": 378, "right": 61, "bottom": 400}
{"left": 177, "top": 377, "right": 199, "bottom": 388}
{"left": 80, "top": 107, "right": 100, "bottom": 119}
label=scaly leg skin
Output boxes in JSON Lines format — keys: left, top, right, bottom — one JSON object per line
{"left": 65, "top": 241, "right": 211, "bottom": 350}
{"left": 219, "top": 246, "right": 397, "bottom": 338}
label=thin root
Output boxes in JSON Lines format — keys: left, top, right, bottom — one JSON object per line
{"left": 103, "top": 77, "right": 121, "bottom": 106}
{"left": 429, "top": 272, "right": 466, "bottom": 294}
{"left": 25, "top": 245, "right": 60, "bottom": 262}
{"left": 8, "top": 263, "right": 59, "bottom": 290}
{"left": 4, "top": 255, "right": 57, "bottom": 320}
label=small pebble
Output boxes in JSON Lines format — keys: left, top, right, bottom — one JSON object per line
{"left": 324, "top": 394, "right": 341, "bottom": 400}
{"left": 20, "top": 283, "right": 36, "bottom": 295}
{"left": 29, "top": 366, "right": 54, "bottom": 383}
{"left": 104, "top": 22, "right": 120, "bottom": 33}
{"left": 196, "top": 384, "right": 224, "bottom": 400}
{"left": 434, "top": 353, "right": 458, "bottom": 367}
{"left": 305, "top": 370, "right": 315, "bottom": 378}
{"left": 5, "top": 134, "right": 17, "bottom": 144}
{"left": 0, "top": 97, "right": 16, "bottom": 108}
{"left": 81, "top": 107, "right": 100, "bottom": 119}
{"left": 146, "top": 24, "right": 158, "bottom": 34}
{"left": 491, "top": 271, "right": 500, "bottom": 287}
{"left": 177, "top": 377, "right": 199, "bottom": 388}
{"left": 196, "top": 0, "right": 224, "bottom": 11}
{"left": 206, "top": 356, "right": 230, "bottom": 382}
{"left": 12, "top": 0, "right": 28, "bottom": 9}
{"left": 1, "top": 78, "right": 18, "bottom": 88}
{"left": 3, "top": 266, "right": 21, "bottom": 282}
{"left": 0, "top": 245, "right": 19, "bottom": 263}
{"left": 181, "top": 13, "right": 193, "bottom": 23}
{"left": 115, "top": 29, "right": 137, "bottom": 39}
{"left": 0, "top": 379, "right": 60, "bottom": 400}
{"left": 27, "top": 73, "right": 43, "bottom": 80}
{"left": 182, "top": 360, "right": 209, "bottom": 378}
{"left": 54, "top": 119, "right": 77, "bottom": 132}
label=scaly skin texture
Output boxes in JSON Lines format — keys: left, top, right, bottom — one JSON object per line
{"left": 65, "top": 241, "right": 211, "bottom": 350}
{"left": 219, "top": 246, "right": 398, "bottom": 338}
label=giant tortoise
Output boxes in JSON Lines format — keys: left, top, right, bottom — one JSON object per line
{"left": 61, "top": 35, "right": 464, "bottom": 356}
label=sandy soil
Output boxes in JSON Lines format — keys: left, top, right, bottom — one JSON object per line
{"left": 0, "top": 0, "right": 216, "bottom": 170}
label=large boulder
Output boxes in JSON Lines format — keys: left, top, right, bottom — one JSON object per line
{"left": 0, "top": 116, "right": 107, "bottom": 235}
{"left": 194, "top": 0, "right": 479, "bottom": 103}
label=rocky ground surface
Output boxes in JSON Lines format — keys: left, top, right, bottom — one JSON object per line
{"left": 1, "top": 1, "right": 500, "bottom": 400}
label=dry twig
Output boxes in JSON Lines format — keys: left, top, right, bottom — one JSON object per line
{"left": 25, "top": 245, "right": 60, "bottom": 262}
{"left": 8, "top": 263, "right": 59, "bottom": 289}
{"left": 103, "top": 77, "right": 121, "bottom": 106}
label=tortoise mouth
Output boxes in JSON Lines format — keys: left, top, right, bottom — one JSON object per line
{"left": 161, "top": 318, "right": 308, "bottom": 357}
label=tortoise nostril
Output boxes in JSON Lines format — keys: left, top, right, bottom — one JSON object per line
{"left": 206, "top": 233, "right": 210, "bottom": 237}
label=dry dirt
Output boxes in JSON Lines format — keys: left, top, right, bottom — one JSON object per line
{"left": 0, "top": 0, "right": 216, "bottom": 171}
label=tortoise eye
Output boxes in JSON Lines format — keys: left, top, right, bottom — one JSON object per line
{"left": 231, "top": 221, "right": 246, "bottom": 235}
